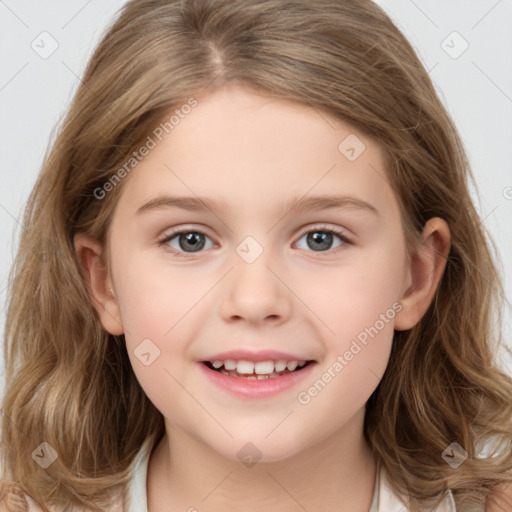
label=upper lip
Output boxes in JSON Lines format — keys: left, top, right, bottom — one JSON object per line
{"left": 200, "top": 349, "right": 315, "bottom": 363}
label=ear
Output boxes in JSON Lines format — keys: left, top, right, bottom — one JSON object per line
{"left": 394, "top": 217, "right": 451, "bottom": 331}
{"left": 73, "top": 233, "right": 124, "bottom": 335}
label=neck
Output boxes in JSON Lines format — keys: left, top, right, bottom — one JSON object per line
{"left": 147, "top": 408, "right": 377, "bottom": 512}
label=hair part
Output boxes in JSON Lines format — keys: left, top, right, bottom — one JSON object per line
{"left": 2, "top": 0, "right": 511, "bottom": 510}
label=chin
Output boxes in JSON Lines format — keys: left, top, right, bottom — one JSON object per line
{"left": 213, "top": 435, "right": 307, "bottom": 466}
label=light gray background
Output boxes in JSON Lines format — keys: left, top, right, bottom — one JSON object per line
{"left": 1, "top": 0, "right": 511, "bottom": 403}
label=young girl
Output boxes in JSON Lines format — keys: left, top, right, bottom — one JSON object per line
{"left": 1, "top": 0, "right": 511, "bottom": 511}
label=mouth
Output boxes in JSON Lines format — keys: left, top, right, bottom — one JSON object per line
{"left": 201, "top": 359, "right": 316, "bottom": 380}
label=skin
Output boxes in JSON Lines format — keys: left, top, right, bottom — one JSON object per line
{"left": 75, "top": 84, "right": 450, "bottom": 512}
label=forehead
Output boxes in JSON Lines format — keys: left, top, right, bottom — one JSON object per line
{"left": 114, "top": 85, "right": 397, "bottom": 220}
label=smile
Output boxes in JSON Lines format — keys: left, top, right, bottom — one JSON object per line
{"left": 199, "top": 359, "right": 317, "bottom": 398}
{"left": 203, "top": 359, "right": 313, "bottom": 379}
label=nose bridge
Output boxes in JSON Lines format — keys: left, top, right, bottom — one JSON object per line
{"left": 219, "top": 232, "right": 292, "bottom": 323}
{"left": 233, "top": 233, "right": 279, "bottom": 295}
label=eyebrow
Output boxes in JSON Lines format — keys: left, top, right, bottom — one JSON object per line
{"left": 136, "top": 194, "right": 379, "bottom": 217}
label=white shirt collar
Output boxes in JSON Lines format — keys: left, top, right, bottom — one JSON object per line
{"left": 379, "top": 464, "right": 457, "bottom": 511}
{"left": 126, "top": 440, "right": 458, "bottom": 512}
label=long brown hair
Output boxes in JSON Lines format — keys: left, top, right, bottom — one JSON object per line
{"left": 2, "top": 0, "right": 511, "bottom": 510}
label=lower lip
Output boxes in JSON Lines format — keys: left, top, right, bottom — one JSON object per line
{"left": 198, "top": 362, "right": 316, "bottom": 399}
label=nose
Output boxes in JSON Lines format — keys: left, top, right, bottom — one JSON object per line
{"left": 218, "top": 250, "right": 293, "bottom": 326}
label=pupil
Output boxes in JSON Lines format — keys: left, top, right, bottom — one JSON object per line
{"left": 308, "top": 231, "right": 332, "bottom": 251}
{"left": 179, "top": 232, "right": 205, "bottom": 252}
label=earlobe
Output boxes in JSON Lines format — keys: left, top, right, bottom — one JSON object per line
{"left": 73, "top": 233, "right": 124, "bottom": 335}
{"left": 394, "top": 217, "right": 451, "bottom": 331}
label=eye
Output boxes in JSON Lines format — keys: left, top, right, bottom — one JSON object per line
{"left": 158, "top": 225, "right": 352, "bottom": 258}
{"left": 295, "top": 225, "right": 352, "bottom": 254}
{"left": 158, "top": 229, "right": 215, "bottom": 257}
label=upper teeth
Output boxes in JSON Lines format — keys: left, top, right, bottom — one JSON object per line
{"left": 210, "top": 359, "right": 307, "bottom": 374}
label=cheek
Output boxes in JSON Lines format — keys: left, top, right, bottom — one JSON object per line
{"left": 310, "top": 277, "right": 396, "bottom": 401}
{"left": 293, "top": 242, "right": 405, "bottom": 405}
{"left": 111, "top": 251, "right": 211, "bottom": 417}
{"left": 298, "top": 243, "right": 406, "bottom": 348}
{"left": 295, "top": 259, "right": 401, "bottom": 427}
{"left": 117, "top": 270, "right": 200, "bottom": 425}
{"left": 296, "top": 330, "right": 392, "bottom": 442}
{"left": 112, "top": 246, "right": 207, "bottom": 338}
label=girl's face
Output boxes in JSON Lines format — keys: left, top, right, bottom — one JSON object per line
{"left": 88, "top": 85, "right": 430, "bottom": 462}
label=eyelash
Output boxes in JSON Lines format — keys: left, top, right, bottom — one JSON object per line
{"left": 158, "top": 224, "right": 353, "bottom": 259}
